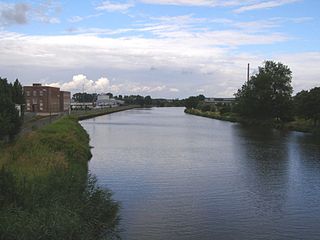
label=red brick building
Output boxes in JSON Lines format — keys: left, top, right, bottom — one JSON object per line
{"left": 60, "top": 91, "right": 71, "bottom": 112}
{"left": 24, "top": 84, "right": 70, "bottom": 115}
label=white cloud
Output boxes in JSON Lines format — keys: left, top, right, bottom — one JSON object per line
{"left": 68, "top": 16, "right": 83, "bottom": 23}
{"left": 234, "top": 0, "right": 300, "bottom": 13}
{"left": 68, "top": 13, "right": 102, "bottom": 23}
{"left": 0, "top": 2, "right": 29, "bottom": 26}
{"left": 0, "top": 8, "right": 318, "bottom": 98}
{"left": 32, "top": 1, "right": 62, "bottom": 24}
{"left": 37, "top": 16, "right": 60, "bottom": 24}
{"left": 169, "top": 88, "right": 179, "bottom": 92}
{"left": 139, "top": 0, "right": 244, "bottom": 7}
{"left": 276, "top": 52, "right": 320, "bottom": 93}
{"left": 47, "top": 74, "right": 169, "bottom": 95}
{"left": 0, "top": 1, "right": 62, "bottom": 26}
{"left": 96, "top": 1, "right": 134, "bottom": 12}
{"left": 0, "top": 29, "right": 302, "bottom": 97}
{"left": 139, "top": 0, "right": 301, "bottom": 11}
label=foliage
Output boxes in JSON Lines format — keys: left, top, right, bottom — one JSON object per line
{"left": 72, "top": 92, "right": 98, "bottom": 103}
{"left": 294, "top": 87, "right": 320, "bottom": 126}
{"left": 0, "top": 77, "right": 24, "bottom": 140}
{"left": 219, "top": 105, "right": 232, "bottom": 115}
{"left": 0, "top": 117, "right": 120, "bottom": 239}
{"left": 235, "top": 61, "right": 293, "bottom": 121}
{"left": 123, "top": 95, "right": 153, "bottom": 106}
{"left": 12, "top": 79, "right": 25, "bottom": 105}
{"left": 185, "top": 95, "right": 205, "bottom": 109}
{"left": 144, "top": 95, "right": 152, "bottom": 105}
{"left": 200, "top": 104, "right": 211, "bottom": 112}
{"left": 185, "top": 108, "right": 239, "bottom": 123}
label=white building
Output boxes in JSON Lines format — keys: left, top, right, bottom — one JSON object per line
{"left": 96, "top": 94, "right": 124, "bottom": 108}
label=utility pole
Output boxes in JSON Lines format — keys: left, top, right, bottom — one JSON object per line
{"left": 82, "top": 82, "right": 85, "bottom": 111}
{"left": 247, "top": 63, "right": 250, "bottom": 82}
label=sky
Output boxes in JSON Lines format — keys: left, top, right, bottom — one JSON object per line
{"left": 0, "top": 0, "right": 319, "bottom": 98}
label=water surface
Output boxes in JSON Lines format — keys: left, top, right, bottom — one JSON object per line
{"left": 81, "top": 107, "right": 320, "bottom": 240}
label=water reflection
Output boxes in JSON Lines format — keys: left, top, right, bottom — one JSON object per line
{"left": 232, "top": 126, "right": 290, "bottom": 226}
{"left": 81, "top": 108, "right": 320, "bottom": 240}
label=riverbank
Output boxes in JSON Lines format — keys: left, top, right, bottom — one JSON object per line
{"left": 185, "top": 108, "right": 317, "bottom": 133}
{"left": 72, "top": 105, "right": 138, "bottom": 120}
{"left": 0, "top": 116, "right": 119, "bottom": 239}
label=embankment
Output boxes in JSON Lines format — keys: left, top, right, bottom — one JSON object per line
{"left": 0, "top": 116, "right": 119, "bottom": 240}
{"left": 73, "top": 105, "right": 138, "bottom": 120}
{"left": 185, "top": 108, "right": 317, "bottom": 133}
{"left": 185, "top": 108, "right": 239, "bottom": 123}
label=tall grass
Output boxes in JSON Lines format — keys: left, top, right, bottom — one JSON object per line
{"left": 0, "top": 117, "right": 120, "bottom": 240}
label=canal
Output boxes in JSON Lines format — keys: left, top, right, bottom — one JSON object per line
{"left": 81, "top": 107, "right": 320, "bottom": 240}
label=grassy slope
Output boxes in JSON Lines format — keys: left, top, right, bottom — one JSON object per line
{"left": 0, "top": 117, "right": 119, "bottom": 240}
{"left": 185, "top": 108, "right": 317, "bottom": 133}
{"left": 72, "top": 105, "right": 138, "bottom": 120}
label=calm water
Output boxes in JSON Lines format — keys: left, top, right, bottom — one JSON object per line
{"left": 81, "top": 107, "right": 320, "bottom": 240}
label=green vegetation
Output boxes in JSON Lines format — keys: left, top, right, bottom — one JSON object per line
{"left": 72, "top": 92, "right": 186, "bottom": 108}
{"left": 0, "top": 117, "right": 119, "bottom": 240}
{"left": 72, "top": 105, "right": 138, "bottom": 120}
{"left": 185, "top": 108, "right": 239, "bottom": 123}
{"left": 294, "top": 87, "right": 320, "bottom": 127}
{"left": 0, "top": 78, "right": 24, "bottom": 141}
{"left": 185, "top": 61, "right": 320, "bottom": 133}
{"left": 235, "top": 61, "right": 293, "bottom": 121}
{"left": 72, "top": 92, "right": 98, "bottom": 103}
{"left": 184, "top": 95, "right": 205, "bottom": 109}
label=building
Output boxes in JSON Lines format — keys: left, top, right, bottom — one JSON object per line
{"left": 60, "top": 91, "right": 71, "bottom": 112}
{"left": 24, "top": 84, "right": 71, "bottom": 115}
{"left": 204, "top": 97, "right": 235, "bottom": 105}
{"left": 95, "top": 94, "right": 124, "bottom": 108}
{"left": 70, "top": 101, "right": 95, "bottom": 110}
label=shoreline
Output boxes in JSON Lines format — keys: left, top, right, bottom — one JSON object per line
{"left": 184, "top": 108, "right": 318, "bottom": 133}
{"left": 73, "top": 105, "right": 139, "bottom": 121}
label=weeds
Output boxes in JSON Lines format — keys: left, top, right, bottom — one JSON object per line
{"left": 0, "top": 117, "right": 120, "bottom": 240}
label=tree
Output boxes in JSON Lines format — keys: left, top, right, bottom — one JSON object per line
{"left": 294, "top": 87, "right": 320, "bottom": 126}
{"left": 12, "top": 79, "right": 25, "bottom": 105}
{"left": 144, "top": 96, "right": 152, "bottom": 105}
{"left": 185, "top": 95, "right": 206, "bottom": 109}
{"left": 0, "top": 78, "right": 22, "bottom": 140}
{"left": 72, "top": 93, "right": 97, "bottom": 103}
{"left": 135, "top": 95, "right": 145, "bottom": 106}
{"left": 235, "top": 61, "right": 293, "bottom": 121}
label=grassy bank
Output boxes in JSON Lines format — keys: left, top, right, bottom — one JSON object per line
{"left": 185, "top": 109, "right": 239, "bottom": 123}
{"left": 185, "top": 108, "right": 318, "bottom": 133}
{"left": 0, "top": 116, "right": 119, "bottom": 240}
{"left": 72, "top": 105, "right": 138, "bottom": 120}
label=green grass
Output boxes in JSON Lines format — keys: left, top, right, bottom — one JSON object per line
{"left": 72, "top": 105, "right": 138, "bottom": 120}
{"left": 185, "top": 108, "right": 320, "bottom": 133}
{"left": 0, "top": 117, "right": 119, "bottom": 240}
{"left": 185, "top": 109, "right": 239, "bottom": 123}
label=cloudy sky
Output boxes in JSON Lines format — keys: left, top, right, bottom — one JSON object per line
{"left": 0, "top": 0, "right": 319, "bottom": 98}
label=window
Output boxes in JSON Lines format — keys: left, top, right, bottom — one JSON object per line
{"left": 33, "top": 90, "right": 37, "bottom": 97}
{"left": 33, "top": 98, "right": 37, "bottom": 104}
{"left": 39, "top": 90, "right": 43, "bottom": 96}
{"left": 26, "top": 91, "right": 30, "bottom": 97}
{"left": 26, "top": 100, "right": 31, "bottom": 110}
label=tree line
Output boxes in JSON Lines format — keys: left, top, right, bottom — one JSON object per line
{"left": 185, "top": 61, "right": 320, "bottom": 128}
{"left": 0, "top": 78, "right": 24, "bottom": 141}
{"left": 72, "top": 92, "right": 186, "bottom": 107}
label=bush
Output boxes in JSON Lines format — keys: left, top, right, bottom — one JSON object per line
{"left": 0, "top": 117, "right": 120, "bottom": 240}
